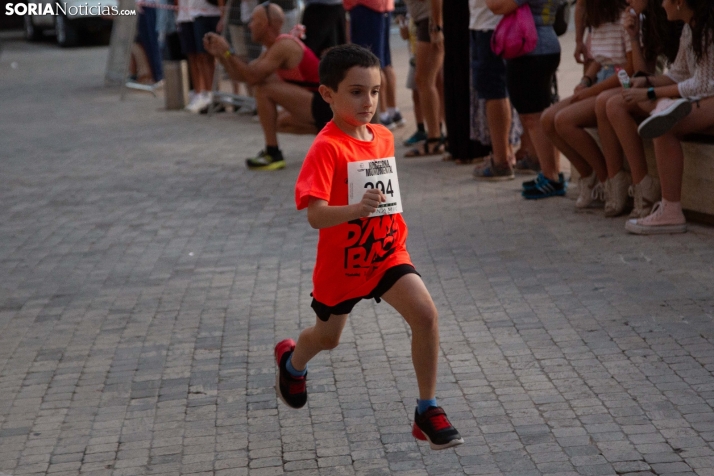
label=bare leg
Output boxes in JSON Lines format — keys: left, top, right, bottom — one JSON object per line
{"left": 412, "top": 88, "right": 423, "bottom": 125}
{"left": 253, "top": 78, "right": 315, "bottom": 147}
{"left": 290, "top": 314, "right": 349, "bottom": 371}
{"left": 198, "top": 53, "right": 215, "bottom": 93}
{"left": 381, "top": 274, "right": 439, "bottom": 401}
{"left": 654, "top": 96, "right": 714, "bottom": 202}
{"left": 521, "top": 112, "right": 558, "bottom": 180}
{"left": 486, "top": 98, "right": 512, "bottom": 167}
{"left": 383, "top": 65, "right": 397, "bottom": 109}
{"left": 606, "top": 94, "right": 654, "bottom": 184}
{"left": 541, "top": 99, "right": 593, "bottom": 178}
{"left": 415, "top": 41, "right": 444, "bottom": 141}
{"left": 554, "top": 97, "right": 605, "bottom": 181}
{"left": 595, "top": 89, "right": 624, "bottom": 178}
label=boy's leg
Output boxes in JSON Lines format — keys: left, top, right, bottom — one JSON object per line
{"left": 275, "top": 313, "right": 348, "bottom": 409}
{"left": 380, "top": 274, "right": 438, "bottom": 401}
{"left": 290, "top": 313, "right": 349, "bottom": 370}
{"left": 380, "top": 272, "right": 464, "bottom": 450}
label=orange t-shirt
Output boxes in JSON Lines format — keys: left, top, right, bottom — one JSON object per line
{"left": 295, "top": 121, "right": 412, "bottom": 306}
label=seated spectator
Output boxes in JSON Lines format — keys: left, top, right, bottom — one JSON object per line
{"left": 541, "top": 0, "right": 638, "bottom": 210}
{"left": 620, "top": 0, "right": 714, "bottom": 234}
{"left": 203, "top": 3, "right": 333, "bottom": 170}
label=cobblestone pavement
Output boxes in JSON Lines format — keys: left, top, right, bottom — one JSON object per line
{"left": 2, "top": 33, "right": 714, "bottom": 476}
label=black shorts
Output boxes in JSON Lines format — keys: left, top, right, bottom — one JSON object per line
{"left": 414, "top": 18, "right": 430, "bottom": 43}
{"left": 470, "top": 29, "right": 508, "bottom": 100}
{"left": 193, "top": 15, "right": 220, "bottom": 54}
{"left": 311, "top": 264, "right": 420, "bottom": 321}
{"left": 301, "top": 3, "right": 346, "bottom": 58}
{"left": 178, "top": 21, "right": 196, "bottom": 56}
{"left": 506, "top": 52, "right": 561, "bottom": 114}
{"left": 311, "top": 91, "right": 333, "bottom": 131}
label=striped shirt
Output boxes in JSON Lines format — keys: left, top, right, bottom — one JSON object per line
{"left": 587, "top": 16, "right": 631, "bottom": 66}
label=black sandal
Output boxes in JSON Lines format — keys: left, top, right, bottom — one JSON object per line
{"left": 404, "top": 137, "right": 445, "bottom": 158}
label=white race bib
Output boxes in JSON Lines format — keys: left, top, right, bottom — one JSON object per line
{"left": 347, "top": 157, "right": 403, "bottom": 217}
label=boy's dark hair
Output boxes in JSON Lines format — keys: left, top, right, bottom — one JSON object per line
{"left": 319, "top": 44, "right": 381, "bottom": 91}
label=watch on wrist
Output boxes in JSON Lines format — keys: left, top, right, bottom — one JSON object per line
{"left": 647, "top": 87, "right": 656, "bottom": 100}
{"left": 223, "top": 49, "right": 234, "bottom": 59}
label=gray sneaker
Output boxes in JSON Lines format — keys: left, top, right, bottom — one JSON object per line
{"left": 473, "top": 157, "right": 515, "bottom": 181}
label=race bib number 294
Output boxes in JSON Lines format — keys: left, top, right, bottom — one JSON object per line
{"left": 347, "top": 157, "right": 403, "bottom": 217}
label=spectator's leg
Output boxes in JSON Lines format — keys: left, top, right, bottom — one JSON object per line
{"left": 654, "top": 96, "right": 714, "bottom": 202}
{"left": 254, "top": 78, "right": 315, "bottom": 146}
{"left": 521, "top": 113, "right": 558, "bottom": 181}
{"left": 415, "top": 40, "right": 444, "bottom": 142}
{"left": 541, "top": 99, "right": 593, "bottom": 177}
{"left": 486, "top": 99, "right": 512, "bottom": 167}
{"left": 605, "top": 94, "right": 653, "bottom": 184}
{"left": 553, "top": 97, "right": 604, "bottom": 181}
{"left": 595, "top": 89, "right": 624, "bottom": 178}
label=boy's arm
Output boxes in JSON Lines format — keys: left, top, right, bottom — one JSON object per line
{"left": 306, "top": 190, "right": 386, "bottom": 229}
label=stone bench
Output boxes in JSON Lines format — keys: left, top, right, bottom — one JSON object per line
{"left": 582, "top": 126, "right": 714, "bottom": 223}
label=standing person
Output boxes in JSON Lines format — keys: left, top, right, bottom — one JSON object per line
{"left": 469, "top": 0, "right": 515, "bottom": 180}
{"left": 402, "top": 0, "right": 445, "bottom": 157}
{"left": 275, "top": 44, "right": 464, "bottom": 450}
{"left": 442, "top": 0, "right": 492, "bottom": 163}
{"left": 301, "top": 0, "right": 347, "bottom": 58}
{"left": 344, "top": 0, "right": 405, "bottom": 129}
{"left": 182, "top": 0, "right": 223, "bottom": 112}
{"left": 486, "top": 0, "right": 562, "bottom": 194}
{"left": 621, "top": 0, "right": 714, "bottom": 234}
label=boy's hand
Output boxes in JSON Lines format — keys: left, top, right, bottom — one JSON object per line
{"left": 358, "top": 189, "right": 386, "bottom": 217}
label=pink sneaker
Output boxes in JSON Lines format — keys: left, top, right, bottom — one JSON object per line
{"left": 638, "top": 98, "right": 692, "bottom": 139}
{"left": 625, "top": 200, "right": 687, "bottom": 235}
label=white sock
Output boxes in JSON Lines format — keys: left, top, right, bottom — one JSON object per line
{"left": 388, "top": 107, "right": 399, "bottom": 116}
{"left": 380, "top": 112, "right": 391, "bottom": 122}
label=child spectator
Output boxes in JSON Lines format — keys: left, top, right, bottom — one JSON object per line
{"left": 540, "top": 0, "right": 631, "bottom": 204}
{"left": 594, "top": 0, "right": 680, "bottom": 216}
{"left": 622, "top": 0, "right": 714, "bottom": 234}
{"left": 274, "top": 44, "right": 464, "bottom": 450}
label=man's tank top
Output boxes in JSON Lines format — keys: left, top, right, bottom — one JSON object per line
{"left": 276, "top": 34, "right": 321, "bottom": 91}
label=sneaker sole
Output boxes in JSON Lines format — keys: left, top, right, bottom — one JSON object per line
{"left": 247, "top": 161, "right": 286, "bottom": 171}
{"left": 638, "top": 100, "right": 692, "bottom": 139}
{"left": 514, "top": 168, "right": 539, "bottom": 176}
{"left": 522, "top": 190, "right": 566, "bottom": 200}
{"left": 412, "top": 423, "right": 464, "bottom": 450}
{"left": 473, "top": 175, "right": 515, "bottom": 182}
{"left": 625, "top": 220, "right": 687, "bottom": 235}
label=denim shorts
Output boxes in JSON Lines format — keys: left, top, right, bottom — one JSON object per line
{"left": 597, "top": 64, "right": 616, "bottom": 84}
{"left": 470, "top": 30, "right": 508, "bottom": 100}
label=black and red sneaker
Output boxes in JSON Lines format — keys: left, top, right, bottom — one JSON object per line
{"left": 412, "top": 406, "right": 464, "bottom": 450}
{"left": 274, "top": 339, "right": 307, "bottom": 409}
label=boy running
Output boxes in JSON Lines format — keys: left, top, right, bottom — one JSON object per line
{"left": 274, "top": 44, "right": 463, "bottom": 450}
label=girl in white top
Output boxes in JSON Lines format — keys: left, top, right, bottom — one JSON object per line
{"left": 615, "top": 0, "right": 714, "bottom": 234}
{"left": 540, "top": 0, "right": 633, "bottom": 206}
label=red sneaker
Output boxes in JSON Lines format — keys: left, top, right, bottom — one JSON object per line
{"left": 412, "top": 406, "right": 464, "bottom": 450}
{"left": 274, "top": 339, "right": 307, "bottom": 409}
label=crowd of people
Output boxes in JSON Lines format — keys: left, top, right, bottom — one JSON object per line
{"left": 132, "top": 0, "right": 714, "bottom": 235}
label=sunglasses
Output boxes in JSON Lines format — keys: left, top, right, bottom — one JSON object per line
{"left": 259, "top": 1, "right": 272, "bottom": 26}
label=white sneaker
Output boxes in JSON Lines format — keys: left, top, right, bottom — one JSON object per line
{"left": 625, "top": 200, "right": 687, "bottom": 234}
{"left": 638, "top": 98, "right": 692, "bottom": 139}
{"left": 185, "top": 91, "right": 213, "bottom": 113}
{"left": 604, "top": 170, "right": 632, "bottom": 217}
{"left": 629, "top": 175, "right": 661, "bottom": 218}
{"left": 575, "top": 173, "right": 603, "bottom": 208}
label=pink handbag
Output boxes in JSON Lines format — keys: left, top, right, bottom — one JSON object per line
{"left": 490, "top": 4, "right": 538, "bottom": 59}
